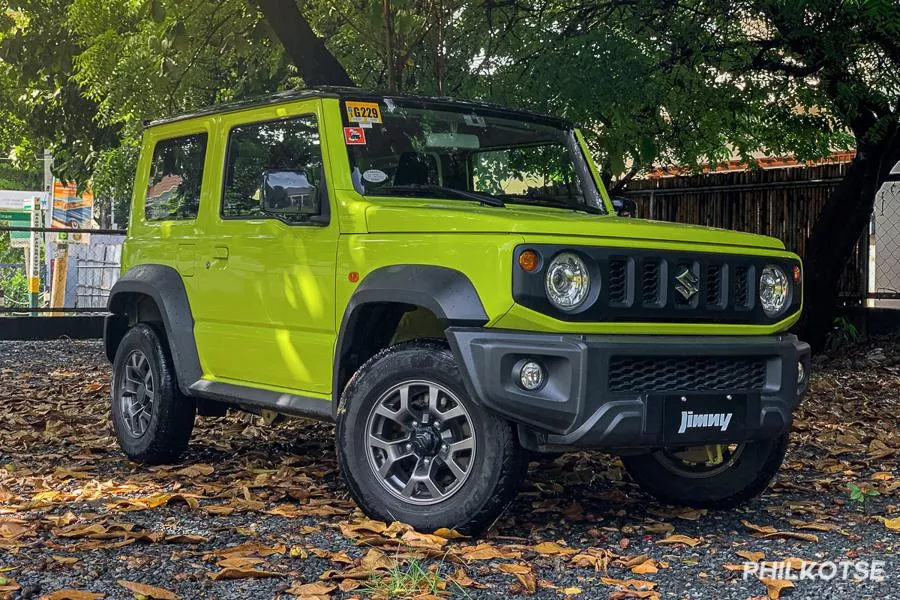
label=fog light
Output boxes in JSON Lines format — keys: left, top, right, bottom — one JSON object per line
{"left": 797, "top": 361, "right": 806, "bottom": 384}
{"left": 518, "top": 361, "right": 545, "bottom": 391}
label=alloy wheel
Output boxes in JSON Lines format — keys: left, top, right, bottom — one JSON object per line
{"left": 119, "top": 350, "right": 155, "bottom": 438}
{"left": 364, "top": 380, "right": 476, "bottom": 506}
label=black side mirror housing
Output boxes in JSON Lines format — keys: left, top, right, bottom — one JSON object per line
{"left": 611, "top": 196, "right": 636, "bottom": 218}
{"left": 261, "top": 170, "right": 322, "bottom": 220}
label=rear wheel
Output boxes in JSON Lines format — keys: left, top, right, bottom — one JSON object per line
{"left": 621, "top": 434, "right": 789, "bottom": 508}
{"left": 111, "top": 324, "right": 196, "bottom": 464}
{"left": 336, "top": 341, "right": 527, "bottom": 533}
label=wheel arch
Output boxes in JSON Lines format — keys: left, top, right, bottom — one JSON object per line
{"left": 332, "top": 265, "right": 489, "bottom": 416}
{"left": 106, "top": 264, "right": 202, "bottom": 395}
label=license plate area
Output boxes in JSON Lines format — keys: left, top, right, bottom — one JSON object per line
{"left": 659, "top": 393, "right": 755, "bottom": 444}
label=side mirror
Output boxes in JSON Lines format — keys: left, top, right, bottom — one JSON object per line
{"left": 261, "top": 170, "right": 321, "bottom": 218}
{"left": 611, "top": 196, "right": 636, "bottom": 218}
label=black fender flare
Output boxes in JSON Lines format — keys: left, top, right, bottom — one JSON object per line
{"left": 332, "top": 265, "right": 489, "bottom": 414}
{"left": 106, "top": 264, "right": 202, "bottom": 395}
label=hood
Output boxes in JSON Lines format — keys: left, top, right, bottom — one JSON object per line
{"left": 364, "top": 199, "right": 785, "bottom": 251}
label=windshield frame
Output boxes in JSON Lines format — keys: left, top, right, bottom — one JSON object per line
{"left": 341, "top": 97, "right": 609, "bottom": 215}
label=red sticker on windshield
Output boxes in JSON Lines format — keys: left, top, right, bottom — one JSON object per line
{"left": 344, "top": 126, "right": 367, "bottom": 145}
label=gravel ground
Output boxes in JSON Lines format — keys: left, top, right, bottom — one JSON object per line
{"left": 0, "top": 339, "right": 897, "bottom": 600}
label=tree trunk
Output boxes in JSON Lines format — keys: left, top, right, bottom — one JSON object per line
{"left": 382, "top": 0, "right": 398, "bottom": 92}
{"left": 253, "top": 0, "right": 355, "bottom": 87}
{"left": 799, "top": 133, "right": 900, "bottom": 350}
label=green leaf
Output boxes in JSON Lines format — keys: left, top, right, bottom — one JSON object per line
{"left": 148, "top": 0, "right": 166, "bottom": 24}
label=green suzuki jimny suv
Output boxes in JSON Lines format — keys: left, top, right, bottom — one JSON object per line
{"left": 105, "top": 87, "right": 810, "bottom": 533}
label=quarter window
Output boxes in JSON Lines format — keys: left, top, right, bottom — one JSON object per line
{"left": 222, "top": 115, "right": 323, "bottom": 220}
{"left": 145, "top": 134, "right": 207, "bottom": 221}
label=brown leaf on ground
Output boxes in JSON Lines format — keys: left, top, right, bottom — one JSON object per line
{"left": 631, "top": 558, "right": 659, "bottom": 574}
{"left": 40, "top": 591, "right": 105, "bottom": 600}
{"left": 741, "top": 520, "right": 819, "bottom": 542}
{"left": 498, "top": 563, "right": 536, "bottom": 594}
{"left": 208, "top": 567, "right": 283, "bottom": 580}
{"left": 217, "top": 556, "right": 266, "bottom": 569}
{"left": 736, "top": 550, "right": 765, "bottom": 562}
{"left": 285, "top": 581, "right": 336, "bottom": 597}
{"left": 532, "top": 541, "right": 578, "bottom": 556}
{"left": 599, "top": 577, "right": 657, "bottom": 591}
{"left": 432, "top": 527, "right": 466, "bottom": 540}
{"left": 760, "top": 577, "right": 795, "bottom": 600}
{"left": 448, "top": 567, "right": 489, "bottom": 589}
{"left": 459, "top": 543, "right": 522, "bottom": 561}
{"left": 116, "top": 580, "right": 181, "bottom": 600}
{"left": 656, "top": 534, "right": 702, "bottom": 547}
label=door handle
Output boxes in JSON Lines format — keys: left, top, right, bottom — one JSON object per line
{"left": 212, "top": 246, "right": 229, "bottom": 260}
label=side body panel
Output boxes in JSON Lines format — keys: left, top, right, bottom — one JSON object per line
{"left": 189, "top": 99, "right": 339, "bottom": 396}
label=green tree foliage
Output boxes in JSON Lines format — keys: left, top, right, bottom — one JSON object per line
{"left": 1, "top": 0, "right": 898, "bottom": 345}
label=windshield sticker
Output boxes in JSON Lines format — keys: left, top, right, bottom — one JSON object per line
{"left": 346, "top": 101, "right": 382, "bottom": 127}
{"left": 344, "top": 126, "right": 367, "bottom": 145}
{"left": 362, "top": 169, "right": 388, "bottom": 183}
{"left": 384, "top": 98, "right": 397, "bottom": 113}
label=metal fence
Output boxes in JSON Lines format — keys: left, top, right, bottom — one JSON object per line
{"left": 872, "top": 179, "right": 900, "bottom": 302}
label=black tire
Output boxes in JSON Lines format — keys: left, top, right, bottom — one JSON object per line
{"left": 621, "top": 434, "right": 789, "bottom": 508}
{"left": 336, "top": 341, "right": 527, "bottom": 534}
{"left": 111, "top": 324, "right": 196, "bottom": 464}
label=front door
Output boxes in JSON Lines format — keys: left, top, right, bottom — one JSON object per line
{"left": 192, "top": 101, "right": 338, "bottom": 396}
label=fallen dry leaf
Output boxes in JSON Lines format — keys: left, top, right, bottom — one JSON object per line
{"left": 40, "top": 591, "right": 104, "bottom": 600}
{"left": 498, "top": 563, "right": 536, "bottom": 594}
{"left": 209, "top": 567, "right": 283, "bottom": 580}
{"left": 116, "top": 580, "right": 180, "bottom": 600}
{"left": 285, "top": 581, "right": 336, "bottom": 597}
{"left": 656, "top": 534, "right": 702, "bottom": 547}
{"left": 736, "top": 550, "right": 765, "bottom": 562}
{"left": 760, "top": 577, "right": 795, "bottom": 600}
{"left": 600, "top": 576, "right": 657, "bottom": 591}
{"left": 741, "top": 520, "right": 819, "bottom": 543}
{"left": 532, "top": 541, "right": 578, "bottom": 556}
{"left": 882, "top": 516, "right": 900, "bottom": 531}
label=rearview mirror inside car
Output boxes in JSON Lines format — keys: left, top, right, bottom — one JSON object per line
{"left": 611, "top": 196, "right": 636, "bottom": 218}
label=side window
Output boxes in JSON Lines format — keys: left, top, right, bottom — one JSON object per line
{"left": 222, "top": 115, "right": 323, "bottom": 221}
{"left": 145, "top": 133, "right": 207, "bottom": 222}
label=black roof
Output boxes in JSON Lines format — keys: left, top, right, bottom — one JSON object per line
{"left": 144, "top": 86, "right": 573, "bottom": 129}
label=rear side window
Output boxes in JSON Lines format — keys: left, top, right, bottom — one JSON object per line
{"left": 222, "top": 115, "right": 323, "bottom": 220}
{"left": 145, "top": 133, "right": 208, "bottom": 221}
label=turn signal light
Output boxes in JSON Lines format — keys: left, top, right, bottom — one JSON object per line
{"left": 792, "top": 265, "right": 801, "bottom": 283}
{"left": 518, "top": 250, "right": 539, "bottom": 272}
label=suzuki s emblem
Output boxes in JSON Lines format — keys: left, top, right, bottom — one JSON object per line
{"left": 675, "top": 267, "right": 700, "bottom": 301}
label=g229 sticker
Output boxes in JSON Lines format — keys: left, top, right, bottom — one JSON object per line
{"left": 346, "top": 101, "right": 382, "bottom": 127}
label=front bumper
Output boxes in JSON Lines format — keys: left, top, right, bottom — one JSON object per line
{"left": 447, "top": 328, "right": 811, "bottom": 452}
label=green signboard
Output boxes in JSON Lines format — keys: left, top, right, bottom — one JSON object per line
{"left": 0, "top": 208, "right": 30, "bottom": 248}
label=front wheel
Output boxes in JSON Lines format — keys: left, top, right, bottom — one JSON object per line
{"left": 621, "top": 434, "right": 789, "bottom": 508}
{"left": 336, "top": 341, "right": 527, "bottom": 534}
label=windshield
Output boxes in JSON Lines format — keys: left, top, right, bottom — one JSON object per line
{"left": 342, "top": 98, "right": 606, "bottom": 214}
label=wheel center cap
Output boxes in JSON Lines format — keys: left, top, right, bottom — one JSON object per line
{"left": 412, "top": 427, "right": 441, "bottom": 456}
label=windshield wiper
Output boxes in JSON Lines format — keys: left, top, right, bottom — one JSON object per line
{"left": 379, "top": 185, "right": 505, "bottom": 208}
{"left": 499, "top": 193, "right": 604, "bottom": 215}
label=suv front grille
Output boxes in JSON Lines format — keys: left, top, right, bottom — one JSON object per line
{"left": 641, "top": 261, "right": 661, "bottom": 306}
{"left": 608, "top": 258, "right": 628, "bottom": 304}
{"left": 607, "top": 356, "right": 768, "bottom": 393}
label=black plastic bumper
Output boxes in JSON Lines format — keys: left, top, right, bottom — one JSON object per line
{"left": 446, "top": 328, "right": 811, "bottom": 452}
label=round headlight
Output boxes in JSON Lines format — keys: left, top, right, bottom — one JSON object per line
{"left": 545, "top": 252, "right": 591, "bottom": 311}
{"left": 759, "top": 265, "right": 790, "bottom": 317}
